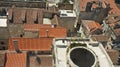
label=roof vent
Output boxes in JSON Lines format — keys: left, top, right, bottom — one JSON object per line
{"left": 13, "top": 40, "right": 21, "bottom": 53}
{"left": 46, "top": 30, "right": 49, "bottom": 37}
{"left": 51, "top": 24, "right": 57, "bottom": 28}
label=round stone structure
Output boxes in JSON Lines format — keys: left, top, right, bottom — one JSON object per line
{"left": 67, "top": 47, "right": 97, "bottom": 67}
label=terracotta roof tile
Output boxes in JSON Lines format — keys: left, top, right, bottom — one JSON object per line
{"left": 5, "top": 53, "right": 26, "bottom": 67}
{"left": 8, "top": 8, "right": 44, "bottom": 24}
{"left": 82, "top": 20, "right": 102, "bottom": 34}
{"left": 82, "top": 20, "right": 102, "bottom": 33}
{"left": 38, "top": 9, "right": 43, "bottom": 24}
{"left": 80, "top": 0, "right": 107, "bottom": 11}
{"left": 26, "top": 9, "right": 36, "bottom": 24}
{"left": 105, "top": 14, "right": 120, "bottom": 24}
{"left": 39, "top": 28, "right": 67, "bottom": 38}
{"left": 21, "top": 9, "right": 26, "bottom": 21}
{"left": 0, "top": 27, "right": 10, "bottom": 39}
{"left": 24, "top": 24, "right": 51, "bottom": 31}
{"left": 102, "top": 1, "right": 107, "bottom": 8}
{"left": 91, "top": 35, "right": 109, "bottom": 42}
{"left": 8, "top": 7, "right": 59, "bottom": 24}
{"left": 8, "top": 8, "right": 24, "bottom": 23}
{"left": 30, "top": 55, "right": 52, "bottom": 67}
{"left": 13, "top": 8, "right": 24, "bottom": 23}
{"left": 80, "top": 0, "right": 94, "bottom": 11}
{"left": 92, "top": 3, "right": 99, "bottom": 9}
{"left": 33, "top": 9, "right": 38, "bottom": 21}
{"left": 106, "top": 49, "right": 119, "bottom": 65}
{"left": 24, "top": 24, "right": 66, "bottom": 38}
{"left": 79, "top": 0, "right": 120, "bottom": 14}
{"left": 88, "top": 22, "right": 102, "bottom": 30}
{"left": 114, "top": 28, "right": 120, "bottom": 36}
{"left": 0, "top": 54, "right": 5, "bottom": 67}
{"left": 104, "top": 0, "right": 120, "bottom": 14}
{"left": 8, "top": 37, "right": 53, "bottom": 51}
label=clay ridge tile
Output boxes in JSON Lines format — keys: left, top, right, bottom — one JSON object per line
{"left": 8, "top": 37, "right": 53, "bottom": 51}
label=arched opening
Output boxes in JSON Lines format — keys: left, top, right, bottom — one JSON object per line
{"left": 70, "top": 48, "right": 95, "bottom": 67}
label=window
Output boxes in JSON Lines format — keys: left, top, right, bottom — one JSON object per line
{"left": 1, "top": 41, "right": 4, "bottom": 45}
{"left": 20, "top": 34, "right": 23, "bottom": 37}
{"left": 34, "top": 20, "right": 38, "bottom": 24}
{"left": 0, "top": 47, "right": 6, "bottom": 50}
{"left": 22, "top": 20, "right": 26, "bottom": 24}
{"left": 9, "top": 19, "right": 13, "bottom": 23}
{"left": 67, "top": 11, "right": 73, "bottom": 13}
{"left": 56, "top": 45, "right": 67, "bottom": 48}
{"left": 0, "top": 8, "right": 6, "bottom": 16}
{"left": 2, "top": 47, "right": 5, "bottom": 50}
{"left": 61, "top": 14, "right": 67, "bottom": 16}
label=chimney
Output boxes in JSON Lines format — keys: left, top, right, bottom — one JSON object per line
{"left": 13, "top": 40, "right": 21, "bottom": 53}
{"left": 46, "top": 30, "right": 49, "bottom": 37}
{"left": 36, "top": 56, "right": 41, "bottom": 64}
{"left": 62, "top": 40, "right": 65, "bottom": 43}
{"left": 54, "top": 24, "right": 57, "bottom": 28}
{"left": 51, "top": 24, "right": 57, "bottom": 28}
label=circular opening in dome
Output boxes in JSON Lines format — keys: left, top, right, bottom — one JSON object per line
{"left": 70, "top": 48, "right": 95, "bottom": 67}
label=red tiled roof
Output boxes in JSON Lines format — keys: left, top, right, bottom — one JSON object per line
{"left": 88, "top": 22, "right": 102, "bottom": 31}
{"left": 26, "top": 9, "right": 38, "bottom": 24}
{"left": 80, "top": 0, "right": 108, "bottom": 11}
{"left": 101, "top": 0, "right": 120, "bottom": 14}
{"left": 5, "top": 53, "right": 26, "bottom": 67}
{"left": 21, "top": 9, "right": 26, "bottom": 21}
{"left": 105, "top": 13, "right": 120, "bottom": 24}
{"left": 39, "top": 28, "right": 67, "bottom": 38}
{"left": 24, "top": 24, "right": 51, "bottom": 31}
{"left": 114, "top": 28, "right": 120, "bottom": 36}
{"left": 91, "top": 35, "right": 109, "bottom": 42}
{"left": 13, "top": 8, "right": 22, "bottom": 23}
{"left": 7, "top": 8, "right": 44, "bottom": 24}
{"left": 106, "top": 49, "right": 119, "bottom": 65}
{"left": 80, "top": 0, "right": 94, "bottom": 11}
{"left": 8, "top": 7, "right": 59, "bottom": 24}
{"left": 30, "top": 55, "right": 53, "bottom": 67}
{"left": 0, "top": 54, "right": 5, "bottom": 67}
{"left": 24, "top": 24, "right": 67, "bottom": 38}
{"left": 38, "top": 9, "right": 44, "bottom": 24}
{"left": 92, "top": 3, "right": 98, "bottom": 9}
{"left": 8, "top": 37, "right": 53, "bottom": 51}
{"left": 80, "top": 0, "right": 120, "bottom": 14}
{"left": 82, "top": 20, "right": 102, "bottom": 33}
